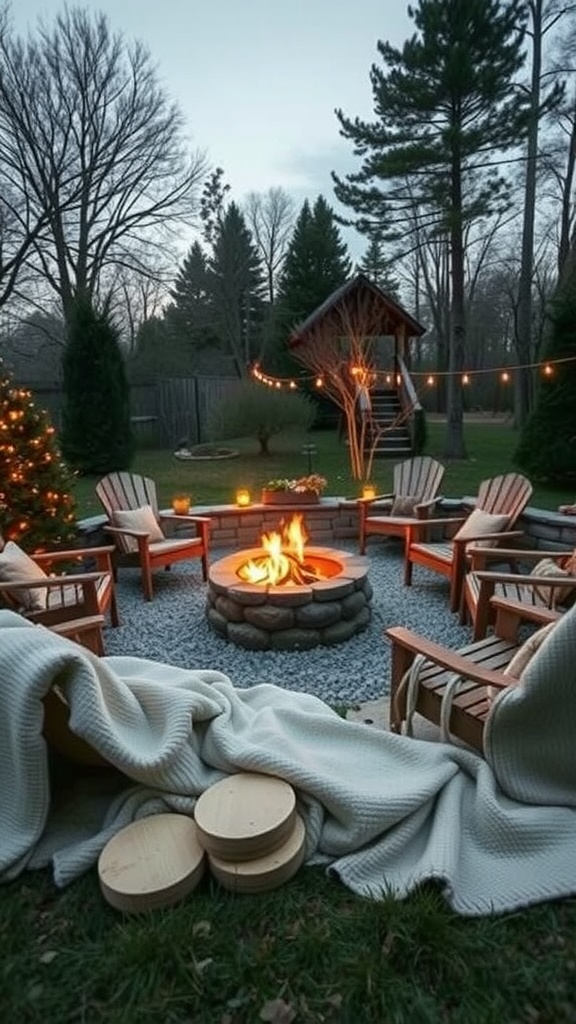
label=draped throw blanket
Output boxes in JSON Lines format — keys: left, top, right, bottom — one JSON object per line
{"left": 1, "top": 607, "right": 576, "bottom": 916}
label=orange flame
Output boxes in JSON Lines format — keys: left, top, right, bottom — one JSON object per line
{"left": 237, "top": 514, "right": 324, "bottom": 586}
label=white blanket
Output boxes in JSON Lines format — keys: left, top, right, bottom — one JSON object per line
{"left": 2, "top": 607, "right": 576, "bottom": 916}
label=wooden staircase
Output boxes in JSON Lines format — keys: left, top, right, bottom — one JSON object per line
{"left": 366, "top": 388, "right": 412, "bottom": 459}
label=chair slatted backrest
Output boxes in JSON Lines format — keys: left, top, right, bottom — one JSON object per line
{"left": 475, "top": 473, "right": 533, "bottom": 527}
{"left": 96, "top": 472, "right": 160, "bottom": 519}
{"left": 392, "top": 456, "right": 445, "bottom": 503}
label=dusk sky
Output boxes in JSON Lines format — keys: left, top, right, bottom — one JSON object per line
{"left": 12, "top": 1, "right": 414, "bottom": 260}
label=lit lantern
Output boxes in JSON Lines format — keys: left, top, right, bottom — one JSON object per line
{"left": 235, "top": 488, "right": 251, "bottom": 508}
{"left": 362, "top": 484, "right": 376, "bottom": 500}
{"left": 172, "top": 495, "right": 191, "bottom": 514}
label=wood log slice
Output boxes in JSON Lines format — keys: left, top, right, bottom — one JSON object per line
{"left": 208, "top": 814, "right": 306, "bottom": 893}
{"left": 194, "top": 772, "right": 296, "bottom": 861}
{"left": 98, "top": 813, "right": 205, "bottom": 912}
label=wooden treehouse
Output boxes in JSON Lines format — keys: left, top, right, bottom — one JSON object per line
{"left": 289, "top": 273, "right": 426, "bottom": 459}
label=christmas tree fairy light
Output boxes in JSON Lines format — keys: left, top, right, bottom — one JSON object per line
{"left": 0, "top": 362, "right": 77, "bottom": 551}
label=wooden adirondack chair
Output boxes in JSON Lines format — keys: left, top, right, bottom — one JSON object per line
{"left": 0, "top": 543, "right": 118, "bottom": 656}
{"left": 96, "top": 471, "right": 210, "bottom": 601}
{"left": 461, "top": 544, "right": 574, "bottom": 640}
{"left": 403, "top": 473, "right": 533, "bottom": 613}
{"left": 386, "top": 595, "right": 561, "bottom": 753}
{"left": 358, "top": 456, "right": 445, "bottom": 552}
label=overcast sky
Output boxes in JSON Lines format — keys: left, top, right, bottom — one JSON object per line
{"left": 12, "top": 0, "right": 414, "bottom": 260}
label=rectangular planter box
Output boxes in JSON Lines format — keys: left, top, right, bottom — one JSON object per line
{"left": 261, "top": 490, "right": 319, "bottom": 506}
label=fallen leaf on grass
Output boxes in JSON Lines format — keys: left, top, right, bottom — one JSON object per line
{"left": 39, "top": 950, "right": 58, "bottom": 965}
{"left": 259, "top": 997, "right": 297, "bottom": 1023}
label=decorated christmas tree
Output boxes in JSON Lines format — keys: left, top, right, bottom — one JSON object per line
{"left": 0, "top": 361, "right": 77, "bottom": 550}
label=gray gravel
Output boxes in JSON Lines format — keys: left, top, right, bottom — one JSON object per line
{"left": 103, "top": 540, "right": 472, "bottom": 706}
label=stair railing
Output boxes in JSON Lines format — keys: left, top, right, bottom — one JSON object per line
{"left": 396, "top": 355, "right": 423, "bottom": 452}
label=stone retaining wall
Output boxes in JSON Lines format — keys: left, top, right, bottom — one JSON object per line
{"left": 78, "top": 498, "right": 576, "bottom": 552}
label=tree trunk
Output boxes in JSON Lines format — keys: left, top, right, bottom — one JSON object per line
{"left": 514, "top": 0, "right": 543, "bottom": 429}
{"left": 444, "top": 158, "right": 467, "bottom": 460}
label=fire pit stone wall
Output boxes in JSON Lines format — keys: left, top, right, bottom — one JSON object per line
{"left": 207, "top": 547, "right": 373, "bottom": 651}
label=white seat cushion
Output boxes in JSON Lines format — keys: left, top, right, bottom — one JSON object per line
{"left": 504, "top": 620, "right": 558, "bottom": 679}
{"left": 453, "top": 509, "right": 510, "bottom": 550}
{"left": 0, "top": 541, "right": 47, "bottom": 611}
{"left": 112, "top": 505, "right": 165, "bottom": 552}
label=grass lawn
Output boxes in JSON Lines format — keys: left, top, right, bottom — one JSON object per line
{"left": 72, "top": 418, "right": 575, "bottom": 518}
{"left": 2, "top": 418, "right": 576, "bottom": 1022}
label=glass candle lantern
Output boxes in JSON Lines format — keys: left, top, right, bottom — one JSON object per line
{"left": 235, "top": 488, "right": 251, "bottom": 508}
{"left": 172, "top": 495, "right": 191, "bottom": 514}
{"left": 362, "top": 484, "right": 376, "bottom": 500}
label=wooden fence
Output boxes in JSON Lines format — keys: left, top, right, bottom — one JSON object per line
{"left": 25, "top": 377, "right": 239, "bottom": 449}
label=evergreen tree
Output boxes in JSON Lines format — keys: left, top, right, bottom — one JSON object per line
{"left": 166, "top": 241, "right": 219, "bottom": 354}
{"left": 271, "top": 196, "right": 352, "bottom": 423}
{"left": 358, "top": 236, "right": 400, "bottom": 298}
{"left": 333, "top": 0, "right": 528, "bottom": 458}
{"left": 514, "top": 278, "right": 576, "bottom": 484}
{"left": 0, "top": 361, "right": 77, "bottom": 550}
{"left": 276, "top": 196, "right": 352, "bottom": 336}
{"left": 61, "top": 295, "right": 134, "bottom": 474}
{"left": 209, "top": 202, "right": 265, "bottom": 375}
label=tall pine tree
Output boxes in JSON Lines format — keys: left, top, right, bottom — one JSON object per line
{"left": 61, "top": 294, "right": 134, "bottom": 474}
{"left": 270, "top": 196, "right": 352, "bottom": 380}
{"left": 333, "top": 0, "right": 528, "bottom": 458}
{"left": 165, "top": 241, "right": 220, "bottom": 359}
{"left": 209, "top": 202, "right": 265, "bottom": 375}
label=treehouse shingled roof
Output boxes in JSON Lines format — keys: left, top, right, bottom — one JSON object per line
{"left": 288, "top": 273, "right": 426, "bottom": 351}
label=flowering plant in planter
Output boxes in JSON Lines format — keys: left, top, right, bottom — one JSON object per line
{"left": 262, "top": 474, "right": 328, "bottom": 505}
{"left": 264, "top": 474, "right": 327, "bottom": 496}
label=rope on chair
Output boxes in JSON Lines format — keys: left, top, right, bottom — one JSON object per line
{"left": 438, "top": 674, "right": 465, "bottom": 743}
{"left": 394, "top": 653, "right": 466, "bottom": 743}
{"left": 393, "top": 654, "right": 427, "bottom": 736}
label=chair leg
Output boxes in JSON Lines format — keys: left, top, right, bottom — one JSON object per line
{"left": 109, "top": 584, "right": 120, "bottom": 628}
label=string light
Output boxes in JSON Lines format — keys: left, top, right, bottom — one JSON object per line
{"left": 250, "top": 356, "right": 574, "bottom": 392}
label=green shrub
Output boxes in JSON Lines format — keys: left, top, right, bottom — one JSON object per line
{"left": 514, "top": 288, "right": 576, "bottom": 484}
{"left": 61, "top": 295, "right": 134, "bottom": 474}
{"left": 206, "top": 380, "right": 316, "bottom": 454}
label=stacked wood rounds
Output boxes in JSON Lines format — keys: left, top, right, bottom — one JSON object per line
{"left": 98, "top": 813, "right": 205, "bottom": 912}
{"left": 194, "top": 772, "right": 306, "bottom": 893}
{"left": 97, "top": 773, "right": 306, "bottom": 910}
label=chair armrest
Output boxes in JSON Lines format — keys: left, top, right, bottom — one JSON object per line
{"left": 415, "top": 496, "right": 443, "bottom": 510}
{"left": 467, "top": 545, "right": 571, "bottom": 563}
{"left": 385, "top": 626, "right": 512, "bottom": 689}
{"left": 474, "top": 570, "right": 576, "bottom": 588}
{"left": 357, "top": 492, "right": 394, "bottom": 506}
{"left": 103, "top": 524, "right": 150, "bottom": 539}
{"left": 33, "top": 544, "right": 116, "bottom": 564}
{"left": 0, "top": 572, "right": 104, "bottom": 590}
{"left": 408, "top": 515, "right": 467, "bottom": 532}
{"left": 490, "top": 594, "right": 560, "bottom": 626}
{"left": 452, "top": 529, "right": 524, "bottom": 548}
{"left": 159, "top": 513, "right": 211, "bottom": 524}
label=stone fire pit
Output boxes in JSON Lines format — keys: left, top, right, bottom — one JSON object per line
{"left": 206, "top": 547, "right": 373, "bottom": 651}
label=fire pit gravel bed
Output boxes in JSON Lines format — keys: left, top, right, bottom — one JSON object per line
{"left": 207, "top": 547, "right": 373, "bottom": 651}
